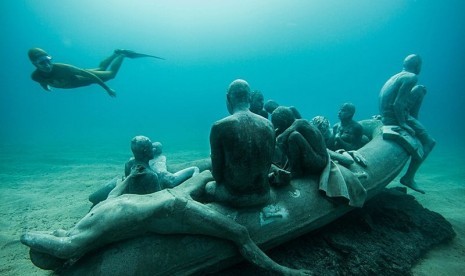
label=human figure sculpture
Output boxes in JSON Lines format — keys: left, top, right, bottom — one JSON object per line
{"left": 125, "top": 141, "right": 199, "bottom": 188}
{"left": 310, "top": 115, "right": 367, "bottom": 168}
{"left": 108, "top": 136, "right": 161, "bottom": 198}
{"left": 379, "top": 54, "right": 436, "bottom": 193}
{"left": 20, "top": 171, "right": 310, "bottom": 276}
{"left": 310, "top": 116, "right": 333, "bottom": 146}
{"left": 330, "top": 103, "right": 364, "bottom": 151}
{"left": 28, "top": 48, "right": 164, "bottom": 97}
{"left": 148, "top": 141, "right": 200, "bottom": 188}
{"left": 90, "top": 138, "right": 199, "bottom": 206}
{"left": 250, "top": 90, "right": 269, "bottom": 118}
{"left": 206, "top": 79, "right": 276, "bottom": 207}
{"left": 264, "top": 99, "right": 302, "bottom": 119}
{"left": 271, "top": 106, "right": 328, "bottom": 178}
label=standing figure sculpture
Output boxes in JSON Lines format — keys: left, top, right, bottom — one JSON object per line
{"left": 379, "top": 54, "right": 436, "bottom": 193}
{"left": 28, "top": 48, "right": 163, "bottom": 97}
{"left": 271, "top": 106, "right": 328, "bottom": 178}
{"left": 206, "top": 79, "right": 276, "bottom": 207}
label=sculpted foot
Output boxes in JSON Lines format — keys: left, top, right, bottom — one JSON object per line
{"left": 400, "top": 176, "right": 425, "bottom": 194}
{"left": 21, "top": 231, "right": 75, "bottom": 259}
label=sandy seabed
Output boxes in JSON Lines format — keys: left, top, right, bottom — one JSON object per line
{"left": 0, "top": 142, "right": 463, "bottom": 275}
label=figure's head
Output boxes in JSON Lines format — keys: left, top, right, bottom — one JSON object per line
{"left": 310, "top": 116, "right": 331, "bottom": 139}
{"left": 271, "top": 106, "right": 295, "bottom": 135}
{"left": 250, "top": 90, "right": 265, "bottom": 112}
{"left": 152, "top": 141, "right": 163, "bottom": 156}
{"left": 338, "top": 103, "right": 356, "bottom": 121}
{"left": 403, "top": 54, "right": 422, "bottom": 75}
{"left": 264, "top": 100, "right": 280, "bottom": 114}
{"left": 28, "top": 48, "right": 53, "bottom": 73}
{"left": 226, "top": 79, "right": 251, "bottom": 114}
{"left": 131, "top": 136, "right": 155, "bottom": 162}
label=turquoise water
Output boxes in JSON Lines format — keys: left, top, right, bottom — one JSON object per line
{"left": 1, "top": 1, "right": 464, "bottom": 149}
{"left": 1, "top": 1, "right": 465, "bottom": 274}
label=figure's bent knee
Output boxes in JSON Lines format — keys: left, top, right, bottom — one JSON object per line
{"left": 205, "top": 181, "right": 217, "bottom": 196}
{"left": 288, "top": 131, "right": 302, "bottom": 142}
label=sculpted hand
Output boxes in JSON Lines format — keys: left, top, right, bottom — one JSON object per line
{"left": 130, "top": 164, "right": 146, "bottom": 176}
{"left": 347, "top": 150, "right": 367, "bottom": 167}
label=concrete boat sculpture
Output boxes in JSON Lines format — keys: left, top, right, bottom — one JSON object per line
{"left": 26, "top": 119, "right": 423, "bottom": 275}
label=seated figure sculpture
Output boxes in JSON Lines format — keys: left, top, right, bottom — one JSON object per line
{"left": 330, "top": 103, "right": 365, "bottom": 151}
{"left": 310, "top": 115, "right": 333, "bottom": 146}
{"left": 108, "top": 136, "right": 161, "bottom": 197}
{"left": 271, "top": 106, "right": 328, "bottom": 178}
{"left": 379, "top": 54, "right": 436, "bottom": 193}
{"left": 89, "top": 137, "right": 199, "bottom": 206}
{"left": 250, "top": 90, "right": 269, "bottom": 118}
{"left": 20, "top": 171, "right": 310, "bottom": 275}
{"left": 264, "top": 99, "right": 302, "bottom": 119}
{"left": 206, "top": 79, "right": 276, "bottom": 207}
{"left": 125, "top": 141, "right": 199, "bottom": 189}
{"left": 310, "top": 115, "right": 367, "bottom": 168}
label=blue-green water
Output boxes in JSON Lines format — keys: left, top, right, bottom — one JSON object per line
{"left": 1, "top": 1, "right": 464, "bottom": 275}
{"left": 1, "top": 0, "right": 464, "bottom": 149}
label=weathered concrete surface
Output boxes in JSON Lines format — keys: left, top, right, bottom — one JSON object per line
{"left": 220, "top": 188, "right": 456, "bottom": 275}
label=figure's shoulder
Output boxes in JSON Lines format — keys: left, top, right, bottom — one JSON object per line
{"left": 294, "top": 118, "right": 310, "bottom": 126}
{"left": 398, "top": 71, "right": 417, "bottom": 81}
{"left": 352, "top": 119, "right": 363, "bottom": 127}
{"left": 211, "top": 117, "right": 236, "bottom": 136}
{"left": 352, "top": 120, "right": 364, "bottom": 132}
{"left": 53, "top": 63, "right": 74, "bottom": 68}
{"left": 53, "top": 63, "right": 83, "bottom": 73}
{"left": 252, "top": 112, "right": 274, "bottom": 129}
{"left": 212, "top": 116, "right": 232, "bottom": 128}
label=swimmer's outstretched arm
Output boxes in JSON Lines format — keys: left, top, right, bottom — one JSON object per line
{"left": 66, "top": 65, "right": 116, "bottom": 97}
{"left": 79, "top": 69, "right": 116, "bottom": 97}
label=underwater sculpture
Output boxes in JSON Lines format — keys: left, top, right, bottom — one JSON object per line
{"left": 379, "top": 54, "right": 436, "bottom": 194}
{"left": 28, "top": 48, "right": 164, "bottom": 97}
{"left": 21, "top": 170, "right": 310, "bottom": 275}
{"left": 21, "top": 117, "right": 428, "bottom": 275}
{"left": 250, "top": 90, "right": 269, "bottom": 118}
{"left": 206, "top": 79, "right": 276, "bottom": 208}
{"left": 88, "top": 138, "right": 199, "bottom": 206}
{"left": 330, "top": 102, "right": 365, "bottom": 151}
{"left": 108, "top": 136, "right": 161, "bottom": 197}
{"left": 271, "top": 106, "right": 328, "bottom": 178}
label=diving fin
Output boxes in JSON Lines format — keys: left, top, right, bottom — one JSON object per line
{"left": 115, "top": 49, "right": 165, "bottom": 60}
